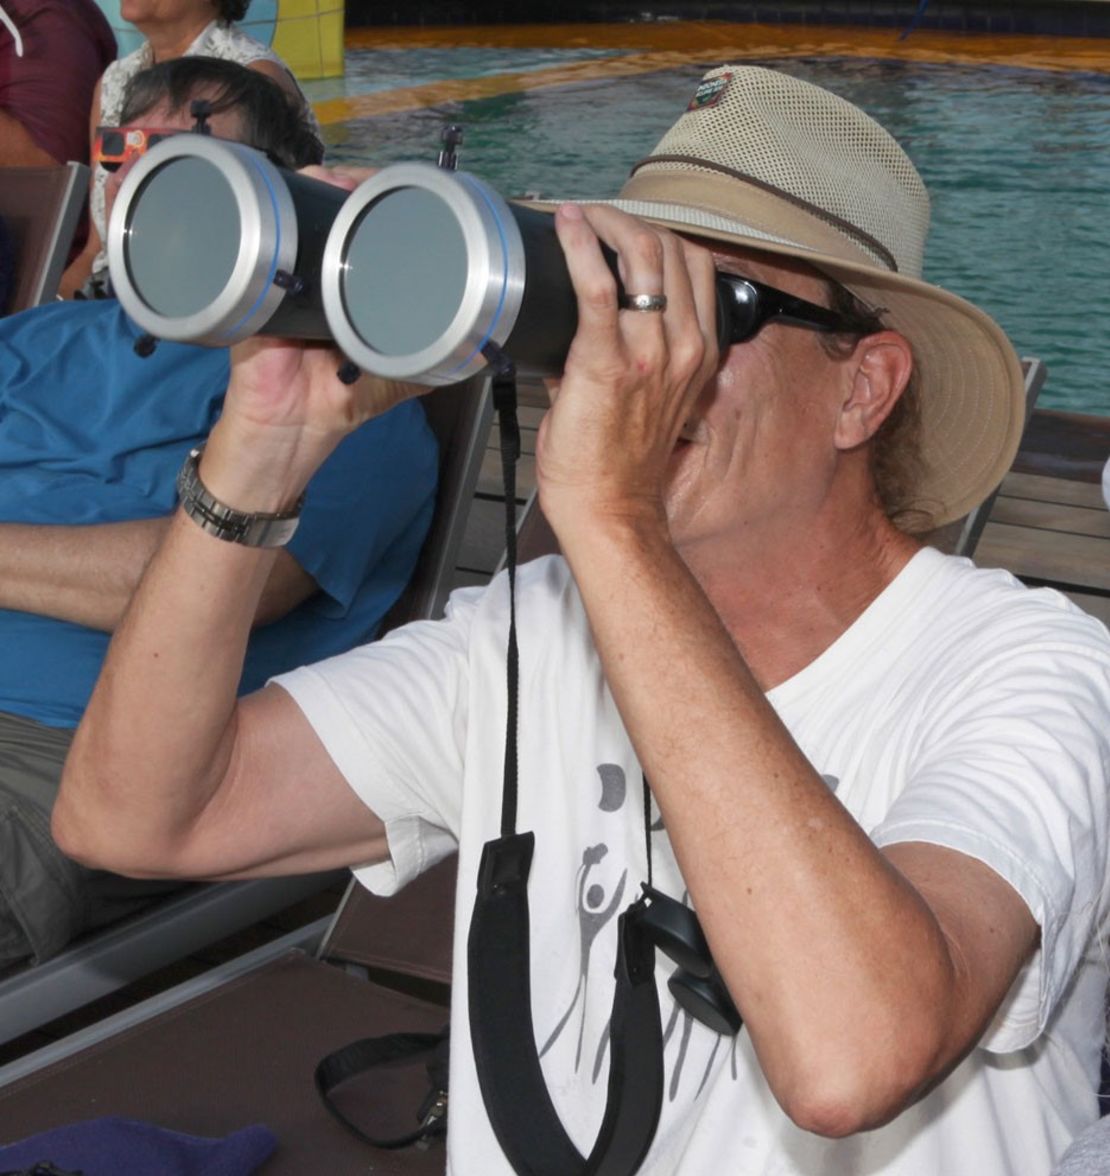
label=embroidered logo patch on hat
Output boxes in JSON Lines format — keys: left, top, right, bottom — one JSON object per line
{"left": 687, "top": 71, "right": 732, "bottom": 111}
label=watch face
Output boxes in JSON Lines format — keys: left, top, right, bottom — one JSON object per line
{"left": 176, "top": 447, "right": 301, "bottom": 548}
{"left": 175, "top": 448, "right": 201, "bottom": 499}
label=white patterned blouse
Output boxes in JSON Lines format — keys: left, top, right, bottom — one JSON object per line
{"left": 90, "top": 19, "right": 321, "bottom": 286}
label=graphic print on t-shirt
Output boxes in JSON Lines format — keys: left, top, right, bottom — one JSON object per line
{"left": 539, "top": 762, "right": 747, "bottom": 1098}
{"left": 539, "top": 762, "right": 846, "bottom": 1102}
{"left": 539, "top": 763, "right": 630, "bottom": 1069}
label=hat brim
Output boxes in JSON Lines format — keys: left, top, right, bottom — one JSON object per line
{"left": 516, "top": 196, "right": 1027, "bottom": 529}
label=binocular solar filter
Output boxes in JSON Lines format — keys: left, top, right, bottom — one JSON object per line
{"left": 322, "top": 162, "right": 586, "bottom": 385}
{"left": 125, "top": 156, "right": 242, "bottom": 320}
{"left": 341, "top": 187, "right": 470, "bottom": 358}
{"left": 109, "top": 135, "right": 345, "bottom": 346}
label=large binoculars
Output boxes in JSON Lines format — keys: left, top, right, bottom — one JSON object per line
{"left": 108, "top": 135, "right": 738, "bottom": 385}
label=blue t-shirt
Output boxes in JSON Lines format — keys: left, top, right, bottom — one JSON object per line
{"left": 0, "top": 300, "right": 438, "bottom": 728}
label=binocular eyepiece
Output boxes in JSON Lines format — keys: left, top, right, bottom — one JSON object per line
{"left": 108, "top": 135, "right": 736, "bottom": 385}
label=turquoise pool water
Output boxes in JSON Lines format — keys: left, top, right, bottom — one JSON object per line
{"left": 305, "top": 53, "right": 1110, "bottom": 416}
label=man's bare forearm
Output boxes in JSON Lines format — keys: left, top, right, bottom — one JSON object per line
{"left": 54, "top": 215, "right": 422, "bottom": 883}
{"left": 0, "top": 518, "right": 317, "bottom": 630}
{"left": 0, "top": 518, "right": 169, "bottom": 630}
{"left": 557, "top": 516, "right": 1034, "bottom": 1134}
{"left": 57, "top": 504, "right": 279, "bottom": 868}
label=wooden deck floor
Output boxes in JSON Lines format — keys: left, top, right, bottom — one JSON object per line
{"left": 1, "top": 403, "right": 1106, "bottom": 1070}
{"left": 976, "top": 410, "right": 1110, "bottom": 625}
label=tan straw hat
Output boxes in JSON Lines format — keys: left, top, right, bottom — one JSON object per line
{"left": 542, "top": 65, "right": 1027, "bottom": 528}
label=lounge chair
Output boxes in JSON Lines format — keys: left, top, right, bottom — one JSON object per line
{"left": 0, "top": 863, "right": 456, "bottom": 1171}
{"left": 0, "top": 381, "right": 530, "bottom": 1163}
{"left": 973, "top": 402, "right": 1110, "bottom": 627}
{"left": 0, "top": 162, "right": 88, "bottom": 314}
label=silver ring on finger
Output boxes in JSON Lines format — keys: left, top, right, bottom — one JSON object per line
{"left": 619, "top": 293, "right": 668, "bottom": 313}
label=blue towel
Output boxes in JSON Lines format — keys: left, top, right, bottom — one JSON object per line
{"left": 0, "top": 1117, "right": 277, "bottom": 1175}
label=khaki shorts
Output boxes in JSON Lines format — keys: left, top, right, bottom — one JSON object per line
{"left": 0, "top": 710, "right": 180, "bottom": 970}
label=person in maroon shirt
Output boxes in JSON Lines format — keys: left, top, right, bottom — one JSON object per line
{"left": 0, "top": 0, "right": 116, "bottom": 168}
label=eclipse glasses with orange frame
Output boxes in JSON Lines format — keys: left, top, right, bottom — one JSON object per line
{"left": 94, "top": 126, "right": 186, "bottom": 173}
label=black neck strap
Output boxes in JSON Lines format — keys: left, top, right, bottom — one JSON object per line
{"left": 466, "top": 354, "right": 665, "bottom": 1175}
{"left": 492, "top": 363, "right": 521, "bottom": 838}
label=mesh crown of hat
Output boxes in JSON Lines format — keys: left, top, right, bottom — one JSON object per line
{"left": 639, "top": 67, "right": 931, "bottom": 277}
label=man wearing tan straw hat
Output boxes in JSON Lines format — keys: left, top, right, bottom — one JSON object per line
{"left": 56, "top": 64, "right": 1110, "bottom": 1175}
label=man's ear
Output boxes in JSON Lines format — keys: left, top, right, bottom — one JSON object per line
{"left": 834, "top": 331, "right": 913, "bottom": 451}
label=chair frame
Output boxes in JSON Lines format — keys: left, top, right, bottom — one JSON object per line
{"left": 0, "top": 162, "right": 88, "bottom": 313}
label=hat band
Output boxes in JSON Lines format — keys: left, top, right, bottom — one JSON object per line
{"left": 628, "top": 154, "right": 898, "bottom": 273}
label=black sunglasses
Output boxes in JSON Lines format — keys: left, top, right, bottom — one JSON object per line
{"left": 717, "top": 273, "right": 859, "bottom": 345}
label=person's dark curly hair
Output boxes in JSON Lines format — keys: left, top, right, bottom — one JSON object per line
{"left": 119, "top": 57, "right": 323, "bottom": 169}
{"left": 215, "top": 1, "right": 251, "bottom": 22}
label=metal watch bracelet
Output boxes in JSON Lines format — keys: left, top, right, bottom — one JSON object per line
{"left": 175, "top": 445, "right": 304, "bottom": 548}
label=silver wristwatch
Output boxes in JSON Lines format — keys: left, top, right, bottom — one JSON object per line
{"left": 175, "top": 446, "right": 304, "bottom": 548}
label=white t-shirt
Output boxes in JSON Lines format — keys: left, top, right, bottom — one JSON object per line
{"left": 276, "top": 547, "right": 1110, "bottom": 1175}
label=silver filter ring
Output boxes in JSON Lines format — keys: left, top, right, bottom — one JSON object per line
{"left": 107, "top": 136, "right": 299, "bottom": 346}
{"left": 320, "top": 162, "right": 527, "bottom": 386}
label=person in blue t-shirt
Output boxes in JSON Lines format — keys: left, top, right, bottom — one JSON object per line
{"left": 0, "top": 59, "right": 438, "bottom": 969}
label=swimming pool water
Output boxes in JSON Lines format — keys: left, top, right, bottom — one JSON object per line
{"left": 305, "top": 51, "right": 1110, "bottom": 416}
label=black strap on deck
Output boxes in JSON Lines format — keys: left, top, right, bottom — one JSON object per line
{"left": 314, "top": 1027, "right": 449, "bottom": 1149}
